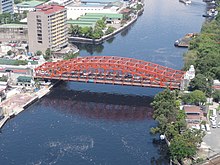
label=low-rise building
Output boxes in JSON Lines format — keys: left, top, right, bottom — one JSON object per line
{"left": 0, "top": 24, "right": 28, "bottom": 42}
{"left": 66, "top": 0, "right": 124, "bottom": 20}
{"left": 14, "top": 1, "right": 45, "bottom": 13}
{"left": 16, "top": 75, "right": 34, "bottom": 87}
{"left": 183, "top": 105, "right": 204, "bottom": 124}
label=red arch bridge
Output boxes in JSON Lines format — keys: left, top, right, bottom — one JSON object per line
{"left": 34, "top": 56, "right": 186, "bottom": 89}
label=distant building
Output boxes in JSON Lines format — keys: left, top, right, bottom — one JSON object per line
{"left": 0, "top": 24, "right": 28, "bottom": 42}
{"left": 0, "top": 0, "right": 14, "bottom": 14}
{"left": 14, "top": 1, "right": 44, "bottom": 13}
{"left": 48, "top": 0, "right": 73, "bottom": 6}
{"left": 66, "top": 0, "right": 124, "bottom": 20}
{"left": 27, "top": 4, "right": 68, "bottom": 53}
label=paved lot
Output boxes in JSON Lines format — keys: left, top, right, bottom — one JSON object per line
{"left": 203, "top": 103, "right": 220, "bottom": 157}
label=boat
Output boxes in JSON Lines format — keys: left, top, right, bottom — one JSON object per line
{"left": 202, "top": 9, "right": 218, "bottom": 17}
{"left": 179, "top": 0, "right": 192, "bottom": 5}
{"left": 174, "top": 33, "right": 197, "bottom": 48}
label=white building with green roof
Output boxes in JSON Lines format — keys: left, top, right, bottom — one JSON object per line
{"left": 14, "top": 1, "right": 44, "bottom": 13}
{"left": 66, "top": 0, "right": 124, "bottom": 20}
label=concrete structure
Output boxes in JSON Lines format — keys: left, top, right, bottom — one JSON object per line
{"left": 0, "top": 0, "right": 14, "bottom": 14}
{"left": 67, "top": 13, "right": 123, "bottom": 27}
{"left": 0, "top": 24, "right": 28, "bottom": 42}
{"left": 48, "top": 0, "right": 73, "bottom": 6}
{"left": 66, "top": 0, "right": 123, "bottom": 20}
{"left": 27, "top": 4, "right": 68, "bottom": 53}
{"left": 14, "top": 1, "right": 44, "bottom": 13}
{"left": 184, "top": 105, "right": 204, "bottom": 124}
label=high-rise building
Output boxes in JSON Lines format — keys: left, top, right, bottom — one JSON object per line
{"left": 27, "top": 4, "right": 68, "bottom": 53}
{"left": 0, "top": 0, "right": 14, "bottom": 14}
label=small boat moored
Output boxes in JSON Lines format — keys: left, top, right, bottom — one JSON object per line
{"left": 202, "top": 9, "right": 218, "bottom": 17}
{"left": 179, "top": 0, "right": 192, "bottom": 5}
{"left": 174, "top": 33, "right": 197, "bottom": 48}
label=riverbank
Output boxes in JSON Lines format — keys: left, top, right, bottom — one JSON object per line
{"left": 0, "top": 84, "right": 54, "bottom": 129}
{"left": 68, "top": 8, "right": 144, "bottom": 45}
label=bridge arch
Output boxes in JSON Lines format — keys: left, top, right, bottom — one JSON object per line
{"left": 35, "top": 56, "right": 185, "bottom": 89}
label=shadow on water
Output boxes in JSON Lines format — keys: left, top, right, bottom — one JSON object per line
{"left": 73, "top": 43, "right": 104, "bottom": 55}
{"left": 105, "top": 36, "right": 115, "bottom": 44}
{"left": 42, "top": 85, "right": 154, "bottom": 121}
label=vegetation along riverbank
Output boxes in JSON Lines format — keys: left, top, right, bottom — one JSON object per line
{"left": 151, "top": 1, "right": 220, "bottom": 164}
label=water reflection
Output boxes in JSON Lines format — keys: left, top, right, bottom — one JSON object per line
{"left": 73, "top": 43, "right": 104, "bottom": 55}
{"left": 42, "top": 89, "right": 153, "bottom": 121}
{"left": 105, "top": 37, "right": 115, "bottom": 44}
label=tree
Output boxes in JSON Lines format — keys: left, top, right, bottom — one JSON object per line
{"left": 169, "top": 135, "right": 197, "bottom": 163}
{"left": 7, "top": 50, "right": 13, "bottom": 56}
{"left": 69, "top": 25, "right": 80, "bottom": 36}
{"left": 213, "top": 90, "right": 220, "bottom": 103}
{"left": 189, "top": 73, "right": 212, "bottom": 96}
{"left": 169, "top": 129, "right": 204, "bottom": 163}
{"left": 79, "top": 26, "right": 93, "bottom": 38}
{"left": 63, "top": 52, "right": 79, "bottom": 60}
{"left": 36, "top": 50, "right": 42, "bottom": 56}
{"left": 181, "top": 90, "right": 206, "bottom": 105}
{"left": 105, "top": 26, "right": 116, "bottom": 35}
{"left": 44, "top": 48, "right": 52, "bottom": 61}
{"left": 151, "top": 89, "right": 181, "bottom": 139}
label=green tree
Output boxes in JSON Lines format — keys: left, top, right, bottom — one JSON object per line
{"left": 79, "top": 26, "right": 93, "bottom": 38}
{"left": 69, "top": 25, "right": 80, "bottom": 36}
{"left": 213, "top": 90, "right": 220, "bottom": 103}
{"left": 181, "top": 90, "right": 206, "bottom": 105}
{"left": 105, "top": 26, "right": 116, "bottom": 35}
{"left": 189, "top": 73, "right": 212, "bottom": 96}
{"left": 44, "top": 48, "right": 52, "bottom": 61}
{"left": 169, "top": 135, "right": 197, "bottom": 163}
{"left": 63, "top": 52, "right": 79, "bottom": 60}
{"left": 7, "top": 50, "right": 13, "bottom": 56}
{"left": 36, "top": 50, "right": 42, "bottom": 56}
{"left": 169, "top": 129, "right": 204, "bottom": 163}
{"left": 92, "top": 28, "right": 104, "bottom": 39}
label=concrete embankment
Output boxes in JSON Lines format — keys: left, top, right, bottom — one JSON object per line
{"left": 69, "top": 15, "right": 139, "bottom": 45}
{"left": 0, "top": 85, "right": 54, "bottom": 129}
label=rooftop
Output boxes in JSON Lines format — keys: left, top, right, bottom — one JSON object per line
{"left": 85, "top": 13, "right": 123, "bottom": 19}
{"left": 17, "top": 76, "right": 32, "bottom": 82}
{"left": 183, "top": 105, "right": 201, "bottom": 113}
{"left": 16, "top": 1, "right": 44, "bottom": 8}
{"left": 0, "top": 24, "right": 27, "bottom": 29}
{"left": 81, "top": 0, "right": 118, "bottom": 3}
{"left": 35, "top": 4, "right": 65, "bottom": 14}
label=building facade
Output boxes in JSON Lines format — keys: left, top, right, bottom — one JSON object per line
{"left": 0, "top": 24, "right": 28, "bottom": 42}
{"left": 0, "top": 0, "right": 14, "bottom": 14}
{"left": 27, "top": 5, "right": 68, "bottom": 53}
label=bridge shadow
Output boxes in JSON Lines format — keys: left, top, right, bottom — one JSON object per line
{"left": 41, "top": 86, "right": 154, "bottom": 121}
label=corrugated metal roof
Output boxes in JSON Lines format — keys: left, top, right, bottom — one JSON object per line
{"left": 16, "top": 1, "right": 44, "bottom": 8}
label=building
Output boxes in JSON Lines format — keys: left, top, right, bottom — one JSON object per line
{"left": 67, "top": 13, "right": 123, "bottom": 27}
{"left": 0, "top": 24, "right": 28, "bottom": 42}
{"left": 27, "top": 4, "right": 68, "bottom": 53}
{"left": 48, "top": 0, "right": 73, "bottom": 6}
{"left": 14, "top": 1, "right": 44, "bottom": 13}
{"left": 0, "top": 0, "right": 14, "bottom": 14}
{"left": 66, "top": 0, "right": 124, "bottom": 20}
{"left": 183, "top": 105, "right": 204, "bottom": 124}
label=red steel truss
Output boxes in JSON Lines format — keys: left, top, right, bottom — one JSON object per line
{"left": 34, "top": 56, "right": 186, "bottom": 89}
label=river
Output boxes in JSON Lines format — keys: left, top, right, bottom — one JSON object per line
{"left": 0, "top": 0, "right": 205, "bottom": 164}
